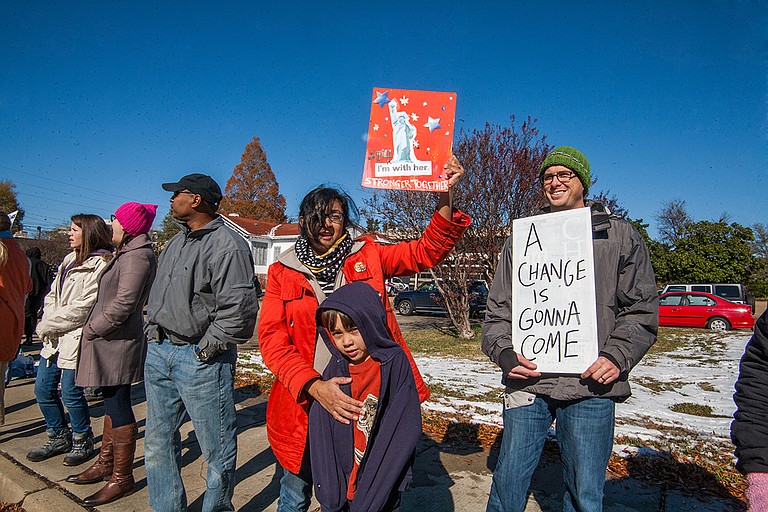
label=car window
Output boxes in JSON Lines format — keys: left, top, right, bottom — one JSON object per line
{"left": 714, "top": 285, "right": 740, "bottom": 300}
{"left": 691, "top": 285, "right": 711, "bottom": 293}
{"left": 468, "top": 282, "right": 488, "bottom": 294}
{"left": 687, "top": 295, "right": 716, "bottom": 306}
{"left": 667, "top": 286, "right": 686, "bottom": 292}
{"left": 659, "top": 295, "right": 683, "bottom": 306}
{"left": 419, "top": 282, "right": 436, "bottom": 292}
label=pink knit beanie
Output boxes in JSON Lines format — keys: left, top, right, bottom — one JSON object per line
{"left": 114, "top": 202, "right": 158, "bottom": 236}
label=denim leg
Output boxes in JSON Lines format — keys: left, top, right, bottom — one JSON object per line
{"left": 34, "top": 357, "right": 67, "bottom": 431}
{"left": 177, "top": 346, "right": 238, "bottom": 512}
{"left": 277, "top": 466, "right": 313, "bottom": 512}
{"left": 60, "top": 368, "right": 90, "bottom": 434}
{"left": 486, "top": 396, "right": 552, "bottom": 512}
{"left": 144, "top": 342, "right": 189, "bottom": 512}
{"left": 555, "top": 398, "right": 615, "bottom": 512}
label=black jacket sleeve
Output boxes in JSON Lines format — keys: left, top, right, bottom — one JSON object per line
{"left": 732, "top": 310, "right": 768, "bottom": 474}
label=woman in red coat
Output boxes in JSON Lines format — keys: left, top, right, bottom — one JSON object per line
{"left": 258, "top": 156, "right": 470, "bottom": 511}
{"left": 0, "top": 211, "right": 32, "bottom": 425}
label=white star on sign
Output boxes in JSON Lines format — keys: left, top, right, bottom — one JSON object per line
{"left": 410, "top": 113, "right": 419, "bottom": 121}
{"left": 423, "top": 117, "right": 441, "bottom": 132}
{"left": 400, "top": 96, "right": 409, "bottom": 105}
{"left": 373, "top": 124, "right": 379, "bottom": 131}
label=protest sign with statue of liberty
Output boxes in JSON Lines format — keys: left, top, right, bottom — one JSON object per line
{"left": 363, "top": 87, "right": 457, "bottom": 191}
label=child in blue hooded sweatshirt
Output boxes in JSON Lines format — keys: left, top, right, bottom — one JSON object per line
{"left": 310, "top": 281, "right": 422, "bottom": 512}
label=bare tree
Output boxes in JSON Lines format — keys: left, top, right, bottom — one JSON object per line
{"left": 364, "top": 116, "right": 549, "bottom": 338}
{"left": 656, "top": 199, "right": 693, "bottom": 247}
{"left": 752, "top": 223, "right": 768, "bottom": 259}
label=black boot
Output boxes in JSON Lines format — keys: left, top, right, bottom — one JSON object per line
{"left": 63, "top": 429, "right": 95, "bottom": 466}
{"left": 26, "top": 428, "right": 72, "bottom": 462}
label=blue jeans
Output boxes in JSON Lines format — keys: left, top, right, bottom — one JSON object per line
{"left": 34, "top": 355, "right": 90, "bottom": 434}
{"left": 487, "top": 395, "right": 615, "bottom": 512}
{"left": 144, "top": 342, "right": 238, "bottom": 512}
{"left": 278, "top": 465, "right": 313, "bottom": 512}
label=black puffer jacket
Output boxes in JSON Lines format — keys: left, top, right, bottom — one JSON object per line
{"left": 732, "top": 310, "right": 768, "bottom": 473}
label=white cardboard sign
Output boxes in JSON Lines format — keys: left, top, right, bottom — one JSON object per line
{"left": 511, "top": 208, "right": 598, "bottom": 374}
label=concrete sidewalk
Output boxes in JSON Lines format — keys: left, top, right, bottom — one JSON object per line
{"left": 1, "top": 344, "right": 740, "bottom": 512}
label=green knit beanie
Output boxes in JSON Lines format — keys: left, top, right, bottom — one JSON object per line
{"left": 539, "top": 146, "right": 591, "bottom": 194}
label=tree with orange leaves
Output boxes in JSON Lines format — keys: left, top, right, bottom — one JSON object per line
{"left": 220, "top": 137, "right": 287, "bottom": 222}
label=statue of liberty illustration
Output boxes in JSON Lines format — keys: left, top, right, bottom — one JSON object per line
{"left": 388, "top": 99, "right": 428, "bottom": 164}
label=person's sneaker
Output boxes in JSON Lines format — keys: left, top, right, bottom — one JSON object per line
{"left": 83, "top": 387, "right": 103, "bottom": 402}
{"left": 63, "top": 430, "right": 95, "bottom": 466}
{"left": 27, "top": 428, "right": 72, "bottom": 462}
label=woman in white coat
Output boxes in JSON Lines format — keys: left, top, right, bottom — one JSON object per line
{"left": 26, "top": 214, "right": 112, "bottom": 466}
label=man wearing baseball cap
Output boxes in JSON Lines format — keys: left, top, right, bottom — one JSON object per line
{"left": 482, "top": 146, "right": 658, "bottom": 511}
{"left": 143, "top": 173, "right": 258, "bottom": 511}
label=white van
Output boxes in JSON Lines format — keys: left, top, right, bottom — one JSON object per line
{"left": 660, "top": 283, "right": 753, "bottom": 311}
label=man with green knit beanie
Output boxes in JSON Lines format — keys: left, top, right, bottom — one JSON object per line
{"left": 483, "top": 145, "right": 658, "bottom": 512}
{"left": 539, "top": 145, "right": 591, "bottom": 195}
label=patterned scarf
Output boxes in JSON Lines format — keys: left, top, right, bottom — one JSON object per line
{"left": 295, "top": 232, "right": 353, "bottom": 290}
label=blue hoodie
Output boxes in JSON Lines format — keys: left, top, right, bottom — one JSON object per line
{"left": 310, "top": 281, "right": 422, "bottom": 512}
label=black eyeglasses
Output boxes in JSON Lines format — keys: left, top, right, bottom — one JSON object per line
{"left": 541, "top": 170, "right": 576, "bottom": 185}
{"left": 172, "top": 190, "right": 198, "bottom": 199}
{"left": 109, "top": 214, "right": 116, "bottom": 222}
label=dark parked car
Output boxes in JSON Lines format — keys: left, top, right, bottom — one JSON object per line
{"left": 658, "top": 292, "right": 755, "bottom": 331}
{"left": 393, "top": 281, "right": 488, "bottom": 317}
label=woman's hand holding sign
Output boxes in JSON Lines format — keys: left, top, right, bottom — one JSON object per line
{"left": 443, "top": 154, "right": 465, "bottom": 187}
{"left": 437, "top": 154, "right": 465, "bottom": 220}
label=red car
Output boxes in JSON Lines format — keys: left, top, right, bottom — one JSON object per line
{"left": 658, "top": 291, "right": 755, "bottom": 331}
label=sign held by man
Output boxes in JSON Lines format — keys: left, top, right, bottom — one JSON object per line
{"left": 512, "top": 207, "right": 598, "bottom": 373}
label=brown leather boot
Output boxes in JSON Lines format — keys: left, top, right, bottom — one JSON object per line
{"left": 83, "top": 423, "right": 136, "bottom": 506}
{"left": 66, "top": 415, "right": 113, "bottom": 484}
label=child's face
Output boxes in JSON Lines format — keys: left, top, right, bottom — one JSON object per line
{"left": 329, "top": 317, "right": 370, "bottom": 364}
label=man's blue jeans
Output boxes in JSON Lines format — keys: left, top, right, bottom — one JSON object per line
{"left": 34, "top": 355, "right": 90, "bottom": 434}
{"left": 144, "top": 342, "right": 238, "bottom": 512}
{"left": 487, "top": 395, "right": 615, "bottom": 512}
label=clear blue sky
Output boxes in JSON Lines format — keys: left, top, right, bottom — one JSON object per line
{"left": 2, "top": 1, "right": 766, "bottom": 238}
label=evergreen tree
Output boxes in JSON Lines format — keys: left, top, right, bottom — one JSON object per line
{"left": 220, "top": 137, "right": 287, "bottom": 222}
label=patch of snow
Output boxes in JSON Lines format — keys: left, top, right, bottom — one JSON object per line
{"left": 239, "top": 330, "right": 753, "bottom": 449}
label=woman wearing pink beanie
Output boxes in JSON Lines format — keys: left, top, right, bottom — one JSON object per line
{"left": 67, "top": 202, "right": 158, "bottom": 506}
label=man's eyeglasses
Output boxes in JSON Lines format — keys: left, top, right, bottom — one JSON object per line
{"left": 172, "top": 190, "right": 197, "bottom": 199}
{"left": 541, "top": 170, "right": 576, "bottom": 185}
{"left": 325, "top": 212, "right": 344, "bottom": 224}
{"left": 110, "top": 214, "right": 116, "bottom": 222}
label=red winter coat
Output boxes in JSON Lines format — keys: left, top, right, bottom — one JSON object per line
{"left": 259, "top": 210, "right": 470, "bottom": 474}
{"left": 1, "top": 238, "right": 32, "bottom": 362}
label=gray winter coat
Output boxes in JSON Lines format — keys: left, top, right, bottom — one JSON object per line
{"left": 482, "top": 201, "right": 659, "bottom": 401}
{"left": 145, "top": 216, "right": 258, "bottom": 355}
{"left": 76, "top": 234, "right": 157, "bottom": 387}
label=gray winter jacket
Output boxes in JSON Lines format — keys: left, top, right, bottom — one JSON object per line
{"left": 482, "top": 201, "right": 658, "bottom": 401}
{"left": 145, "top": 216, "right": 258, "bottom": 356}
